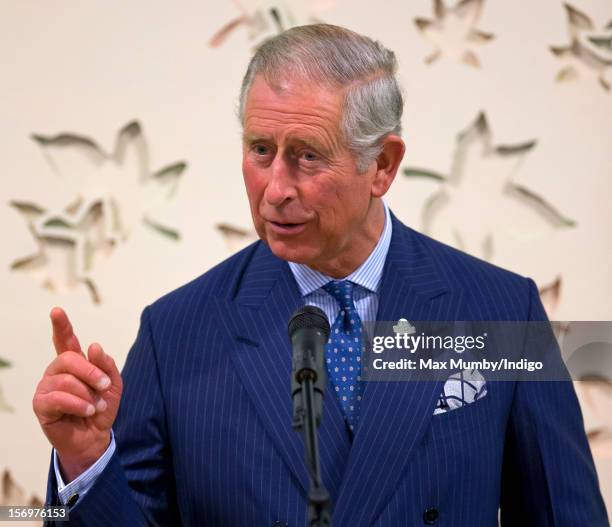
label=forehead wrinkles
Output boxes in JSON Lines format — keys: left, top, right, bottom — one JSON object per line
{"left": 244, "top": 108, "right": 343, "bottom": 151}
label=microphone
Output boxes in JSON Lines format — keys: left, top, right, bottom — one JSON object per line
{"left": 288, "top": 306, "right": 331, "bottom": 527}
{"left": 289, "top": 306, "right": 330, "bottom": 409}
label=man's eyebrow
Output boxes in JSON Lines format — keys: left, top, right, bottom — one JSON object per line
{"left": 285, "top": 136, "right": 331, "bottom": 154}
{"left": 242, "top": 133, "right": 331, "bottom": 153}
{"left": 242, "top": 133, "right": 271, "bottom": 144}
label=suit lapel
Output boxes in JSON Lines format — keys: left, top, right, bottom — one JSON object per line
{"left": 333, "top": 217, "right": 464, "bottom": 526}
{"left": 216, "top": 218, "right": 463, "bottom": 522}
{"left": 216, "top": 243, "right": 351, "bottom": 502}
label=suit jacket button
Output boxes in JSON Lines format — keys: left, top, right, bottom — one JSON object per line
{"left": 272, "top": 522, "right": 287, "bottom": 527}
{"left": 423, "top": 507, "right": 439, "bottom": 524}
{"left": 66, "top": 493, "right": 79, "bottom": 507}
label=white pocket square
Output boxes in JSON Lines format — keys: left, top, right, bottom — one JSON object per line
{"left": 433, "top": 368, "right": 487, "bottom": 415}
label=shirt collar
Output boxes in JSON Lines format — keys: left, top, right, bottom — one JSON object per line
{"left": 288, "top": 201, "right": 393, "bottom": 297}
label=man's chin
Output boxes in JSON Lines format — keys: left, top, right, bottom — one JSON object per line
{"left": 265, "top": 237, "right": 316, "bottom": 265}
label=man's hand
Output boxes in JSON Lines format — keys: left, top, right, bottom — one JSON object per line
{"left": 33, "top": 307, "right": 123, "bottom": 482}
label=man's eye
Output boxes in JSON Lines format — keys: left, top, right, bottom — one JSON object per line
{"left": 253, "top": 144, "right": 270, "bottom": 156}
{"left": 301, "top": 151, "right": 318, "bottom": 162}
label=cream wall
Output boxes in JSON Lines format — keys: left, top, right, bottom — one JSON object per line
{"left": 1, "top": 0, "right": 611, "bottom": 514}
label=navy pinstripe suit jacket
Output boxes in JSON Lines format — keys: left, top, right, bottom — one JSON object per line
{"left": 46, "top": 213, "right": 609, "bottom": 526}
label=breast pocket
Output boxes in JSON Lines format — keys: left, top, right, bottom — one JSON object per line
{"left": 426, "top": 389, "right": 495, "bottom": 441}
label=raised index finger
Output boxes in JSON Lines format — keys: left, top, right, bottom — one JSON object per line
{"left": 50, "top": 307, "right": 82, "bottom": 355}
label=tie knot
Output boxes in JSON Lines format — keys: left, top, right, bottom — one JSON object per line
{"left": 323, "top": 280, "right": 355, "bottom": 309}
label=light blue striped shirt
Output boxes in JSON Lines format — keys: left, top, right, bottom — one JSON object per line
{"left": 54, "top": 202, "right": 392, "bottom": 506}
{"left": 288, "top": 201, "right": 392, "bottom": 326}
{"left": 54, "top": 431, "right": 116, "bottom": 505}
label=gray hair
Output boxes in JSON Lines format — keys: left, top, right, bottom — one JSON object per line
{"left": 238, "top": 24, "right": 403, "bottom": 173}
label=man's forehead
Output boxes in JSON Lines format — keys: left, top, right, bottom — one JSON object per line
{"left": 256, "top": 72, "right": 338, "bottom": 98}
{"left": 244, "top": 74, "right": 343, "bottom": 117}
{"left": 242, "top": 78, "right": 345, "bottom": 147}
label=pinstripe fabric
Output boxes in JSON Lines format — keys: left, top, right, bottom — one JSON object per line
{"left": 44, "top": 212, "right": 609, "bottom": 527}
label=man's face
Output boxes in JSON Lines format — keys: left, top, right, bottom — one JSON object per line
{"left": 242, "top": 75, "right": 382, "bottom": 275}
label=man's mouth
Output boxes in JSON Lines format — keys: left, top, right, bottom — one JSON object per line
{"left": 267, "top": 220, "right": 307, "bottom": 235}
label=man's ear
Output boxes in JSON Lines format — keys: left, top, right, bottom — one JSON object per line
{"left": 371, "top": 134, "right": 405, "bottom": 198}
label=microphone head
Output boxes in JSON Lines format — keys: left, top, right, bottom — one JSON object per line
{"left": 288, "top": 305, "right": 330, "bottom": 340}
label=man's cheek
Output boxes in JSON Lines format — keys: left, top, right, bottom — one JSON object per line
{"left": 242, "top": 170, "right": 257, "bottom": 193}
{"left": 243, "top": 176, "right": 264, "bottom": 207}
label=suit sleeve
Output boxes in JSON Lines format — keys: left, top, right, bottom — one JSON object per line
{"left": 44, "top": 307, "right": 179, "bottom": 527}
{"left": 499, "top": 278, "right": 609, "bottom": 526}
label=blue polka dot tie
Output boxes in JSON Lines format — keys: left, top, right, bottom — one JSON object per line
{"left": 323, "top": 280, "right": 364, "bottom": 431}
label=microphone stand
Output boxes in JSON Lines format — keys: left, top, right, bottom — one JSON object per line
{"left": 292, "top": 350, "right": 331, "bottom": 527}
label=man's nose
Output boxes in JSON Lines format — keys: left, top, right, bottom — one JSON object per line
{"left": 264, "top": 156, "right": 297, "bottom": 206}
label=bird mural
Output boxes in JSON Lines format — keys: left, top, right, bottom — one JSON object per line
{"left": 216, "top": 223, "right": 258, "bottom": 253}
{"left": 209, "top": 0, "right": 330, "bottom": 51}
{"left": 414, "top": 0, "right": 494, "bottom": 68}
{"left": 10, "top": 122, "right": 187, "bottom": 303}
{"left": 550, "top": 3, "right": 612, "bottom": 91}
{"left": 403, "top": 112, "right": 576, "bottom": 260}
{"left": 0, "top": 357, "right": 12, "bottom": 413}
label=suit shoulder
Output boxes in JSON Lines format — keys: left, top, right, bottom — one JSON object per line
{"left": 408, "top": 227, "right": 535, "bottom": 316}
{"left": 416, "top": 229, "right": 525, "bottom": 282}
{"left": 146, "top": 241, "right": 261, "bottom": 318}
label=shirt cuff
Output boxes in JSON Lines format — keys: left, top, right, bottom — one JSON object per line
{"left": 54, "top": 431, "right": 116, "bottom": 506}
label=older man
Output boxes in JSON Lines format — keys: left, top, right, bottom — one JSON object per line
{"left": 34, "top": 24, "right": 608, "bottom": 526}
